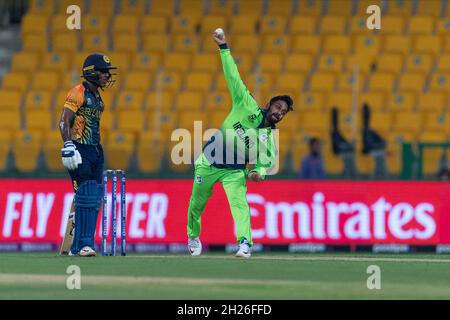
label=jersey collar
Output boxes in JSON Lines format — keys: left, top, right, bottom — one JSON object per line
{"left": 258, "top": 109, "right": 276, "bottom": 129}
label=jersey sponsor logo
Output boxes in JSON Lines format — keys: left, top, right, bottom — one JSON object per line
{"left": 248, "top": 114, "right": 257, "bottom": 122}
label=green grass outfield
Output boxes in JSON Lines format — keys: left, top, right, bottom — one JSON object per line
{"left": 1, "top": 252, "right": 450, "bottom": 299}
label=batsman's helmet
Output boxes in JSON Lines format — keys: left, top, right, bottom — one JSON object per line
{"left": 82, "top": 53, "right": 117, "bottom": 88}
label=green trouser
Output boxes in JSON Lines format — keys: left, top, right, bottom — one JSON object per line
{"left": 187, "top": 153, "right": 253, "bottom": 246}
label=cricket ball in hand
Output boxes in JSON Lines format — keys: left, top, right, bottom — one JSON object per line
{"left": 215, "top": 28, "right": 224, "bottom": 38}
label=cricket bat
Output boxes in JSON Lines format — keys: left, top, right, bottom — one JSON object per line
{"left": 59, "top": 212, "right": 75, "bottom": 255}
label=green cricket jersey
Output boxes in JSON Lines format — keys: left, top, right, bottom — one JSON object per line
{"left": 202, "top": 47, "right": 278, "bottom": 179}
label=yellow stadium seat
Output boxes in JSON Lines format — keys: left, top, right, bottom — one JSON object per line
{"left": 24, "top": 110, "right": 52, "bottom": 132}
{"left": 11, "top": 52, "right": 40, "bottom": 72}
{"left": 405, "top": 54, "right": 434, "bottom": 73}
{"left": 147, "top": 112, "right": 177, "bottom": 134}
{"left": 22, "top": 35, "right": 48, "bottom": 52}
{"left": 437, "top": 56, "right": 450, "bottom": 72}
{"left": 31, "top": 71, "right": 60, "bottom": 91}
{"left": 260, "top": 16, "right": 287, "bottom": 35}
{"left": 89, "top": 0, "right": 114, "bottom": 16}
{"left": 111, "top": 14, "right": 139, "bottom": 36}
{"left": 322, "top": 35, "right": 351, "bottom": 54}
{"left": 179, "top": 0, "right": 205, "bottom": 16}
{"left": 0, "top": 110, "right": 21, "bottom": 132}
{"left": 184, "top": 72, "right": 213, "bottom": 92}
{"left": 149, "top": 0, "right": 174, "bottom": 16}
{"left": 56, "top": 0, "right": 84, "bottom": 13}
{"left": 100, "top": 111, "right": 113, "bottom": 136}
{"left": 1, "top": 73, "right": 30, "bottom": 92}
{"left": 41, "top": 52, "right": 70, "bottom": 72}
{"left": 309, "top": 72, "right": 336, "bottom": 92}
{"left": 142, "top": 34, "right": 169, "bottom": 53}
{"left": 359, "top": 92, "right": 386, "bottom": 112}
{"left": 367, "top": 72, "right": 396, "bottom": 92}
{"left": 317, "top": 54, "right": 344, "bottom": 73}
{"left": 386, "top": 0, "right": 413, "bottom": 15}
{"left": 215, "top": 75, "right": 228, "bottom": 92}
{"left": 82, "top": 15, "right": 110, "bottom": 34}
{"left": 376, "top": 53, "right": 404, "bottom": 74}
{"left": 336, "top": 111, "right": 357, "bottom": 138}
{"left": 349, "top": 17, "right": 374, "bottom": 34}
{"left": 408, "top": 16, "right": 435, "bottom": 35}
{"left": 337, "top": 72, "right": 366, "bottom": 92}
{"left": 104, "top": 132, "right": 135, "bottom": 170}
{"left": 436, "top": 19, "right": 450, "bottom": 35}
{"left": 42, "top": 131, "right": 64, "bottom": 172}
{"left": 120, "top": 0, "right": 146, "bottom": 15}
{"left": 0, "top": 130, "right": 12, "bottom": 171}
{"left": 262, "top": 35, "right": 290, "bottom": 53}
{"left": 200, "top": 15, "right": 228, "bottom": 34}
{"left": 60, "top": 71, "right": 82, "bottom": 93}
{"left": 206, "top": 91, "right": 231, "bottom": 112}
{"left": 301, "top": 112, "right": 330, "bottom": 133}
{"left": 50, "top": 14, "right": 73, "bottom": 34}
{"left": 0, "top": 90, "right": 22, "bottom": 111}
{"left": 285, "top": 53, "right": 315, "bottom": 73}
{"left": 175, "top": 91, "right": 204, "bottom": 112}
{"left": 107, "top": 52, "right": 131, "bottom": 71}
{"left": 201, "top": 33, "right": 222, "bottom": 52}
{"left": 71, "top": 51, "right": 89, "bottom": 70}
{"left": 131, "top": 53, "right": 162, "bottom": 72}
{"left": 386, "top": 132, "right": 414, "bottom": 175}
{"left": 100, "top": 91, "right": 116, "bottom": 110}
{"left": 24, "top": 90, "right": 52, "bottom": 111}
{"left": 380, "top": 16, "right": 405, "bottom": 34}
{"left": 398, "top": 72, "right": 426, "bottom": 92}
{"left": 236, "top": 0, "right": 263, "bottom": 16}
{"left": 246, "top": 74, "right": 274, "bottom": 92}
{"left": 209, "top": 0, "right": 234, "bottom": 16}
{"left": 291, "top": 35, "right": 321, "bottom": 55}
{"left": 82, "top": 33, "right": 109, "bottom": 52}
{"left": 323, "top": 142, "right": 345, "bottom": 175}
{"left": 320, "top": 16, "right": 346, "bottom": 34}
{"left": 233, "top": 35, "right": 260, "bottom": 54}
{"left": 424, "top": 112, "right": 450, "bottom": 135}
{"left": 29, "top": 0, "right": 54, "bottom": 15}
{"left": 418, "top": 92, "right": 447, "bottom": 113}
{"left": 383, "top": 35, "right": 411, "bottom": 54}
{"left": 289, "top": 16, "right": 317, "bottom": 34}
{"left": 146, "top": 91, "right": 174, "bottom": 112}
{"left": 141, "top": 16, "right": 168, "bottom": 34}
{"left": 13, "top": 131, "right": 42, "bottom": 172}
{"left": 274, "top": 73, "right": 306, "bottom": 93}
{"left": 345, "top": 54, "right": 376, "bottom": 73}
{"left": 52, "top": 33, "right": 79, "bottom": 52}
{"left": 137, "top": 132, "right": 164, "bottom": 173}
{"left": 256, "top": 53, "right": 284, "bottom": 73}
{"left": 177, "top": 112, "right": 208, "bottom": 131}
{"left": 327, "top": 0, "right": 353, "bottom": 15}
{"left": 393, "top": 112, "right": 423, "bottom": 135}
{"left": 298, "top": 0, "right": 323, "bottom": 16}
{"left": 171, "top": 16, "right": 199, "bottom": 34}
{"left": 192, "top": 53, "right": 220, "bottom": 72}
{"left": 208, "top": 111, "right": 230, "bottom": 129}
{"left": 172, "top": 34, "right": 199, "bottom": 53}
{"left": 353, "top": 35, "right": 381, "bottom": 56}
{"left": 413, "top": 35, "right": 441, "bottom": 55}
{"left": 163, "top": 53, "right": 191, "bottom": 72}
{"left": 325, "top": 92, "right": 353, "bottom": 112}
{"left": 116, "top": 111, "right": 145, "bottom": 134}
{"left": 386, "top": 92, "right": 417, "bottom": 112}
{"left": 113, "top": 34, "right": 139, "bottom": 53}
{"left": 416, "top": 0, "right": 443, "bottom": 16}
{"left": 229, "top": 16, "right": 257, "bottom": 34}
{"left": 266, "top": 0, "right": 293, "bottom": 16}
{"left": 21, "top": 14, "right": 48, "bottom": 36}
{"left": 155, "top": 71, "right": 183, "bottom": 92}
{"left": 116, "top": 91, "right": 144, "bottom": 111}
{"left": 420, "top": 131, "right": 447, "bottom": 176}
{"left": 122, "top": 72, "right": 153, "bottom": 91}
{"left": 370, "top": 113, "right": 393, "bottom": 134}
{"left": 430, "top": 73, "right": 450, "bottom": 92}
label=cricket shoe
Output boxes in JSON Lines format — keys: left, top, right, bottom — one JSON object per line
{"left": 78, "top": 246, "right": 96, "bottom": 257}
{"left": 235, "top": 239, "right": 251, "bottom": 258}
{"left": 188, "top": 236, "right": 202, "bottom": 256}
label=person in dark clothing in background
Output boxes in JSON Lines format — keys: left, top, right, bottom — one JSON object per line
{"left": 299, "top": 137, "right": 326, "bottom": 179}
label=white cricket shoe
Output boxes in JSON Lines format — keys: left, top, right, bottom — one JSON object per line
{"left": 188, "top": 236, "right": 202, "bottom": 256}
{"left": 78, "top": 246, "right": 96, "bottom": 257}
{"left": 235, "top": 239, "right": 251, "bottom": 258}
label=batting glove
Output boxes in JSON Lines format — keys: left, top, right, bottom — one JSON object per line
{"left": 61, "top": 141, "right": 82, "bottom": 170}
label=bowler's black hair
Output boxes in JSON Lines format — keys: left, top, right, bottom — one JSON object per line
{"left": 269, "top": 95, "right": 294, "bottom": 112}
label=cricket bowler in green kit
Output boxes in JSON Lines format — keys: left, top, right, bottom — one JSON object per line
{"left": 187, "top": 28, "right": 294, "bottom": 258}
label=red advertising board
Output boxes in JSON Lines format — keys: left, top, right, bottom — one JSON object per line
{"left": 0, "top": 179, "right": 449, "bottom": 245}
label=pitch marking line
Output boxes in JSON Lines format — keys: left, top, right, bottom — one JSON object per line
{"left": 127, "top": 255, "right": 450, "bottom": 263}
